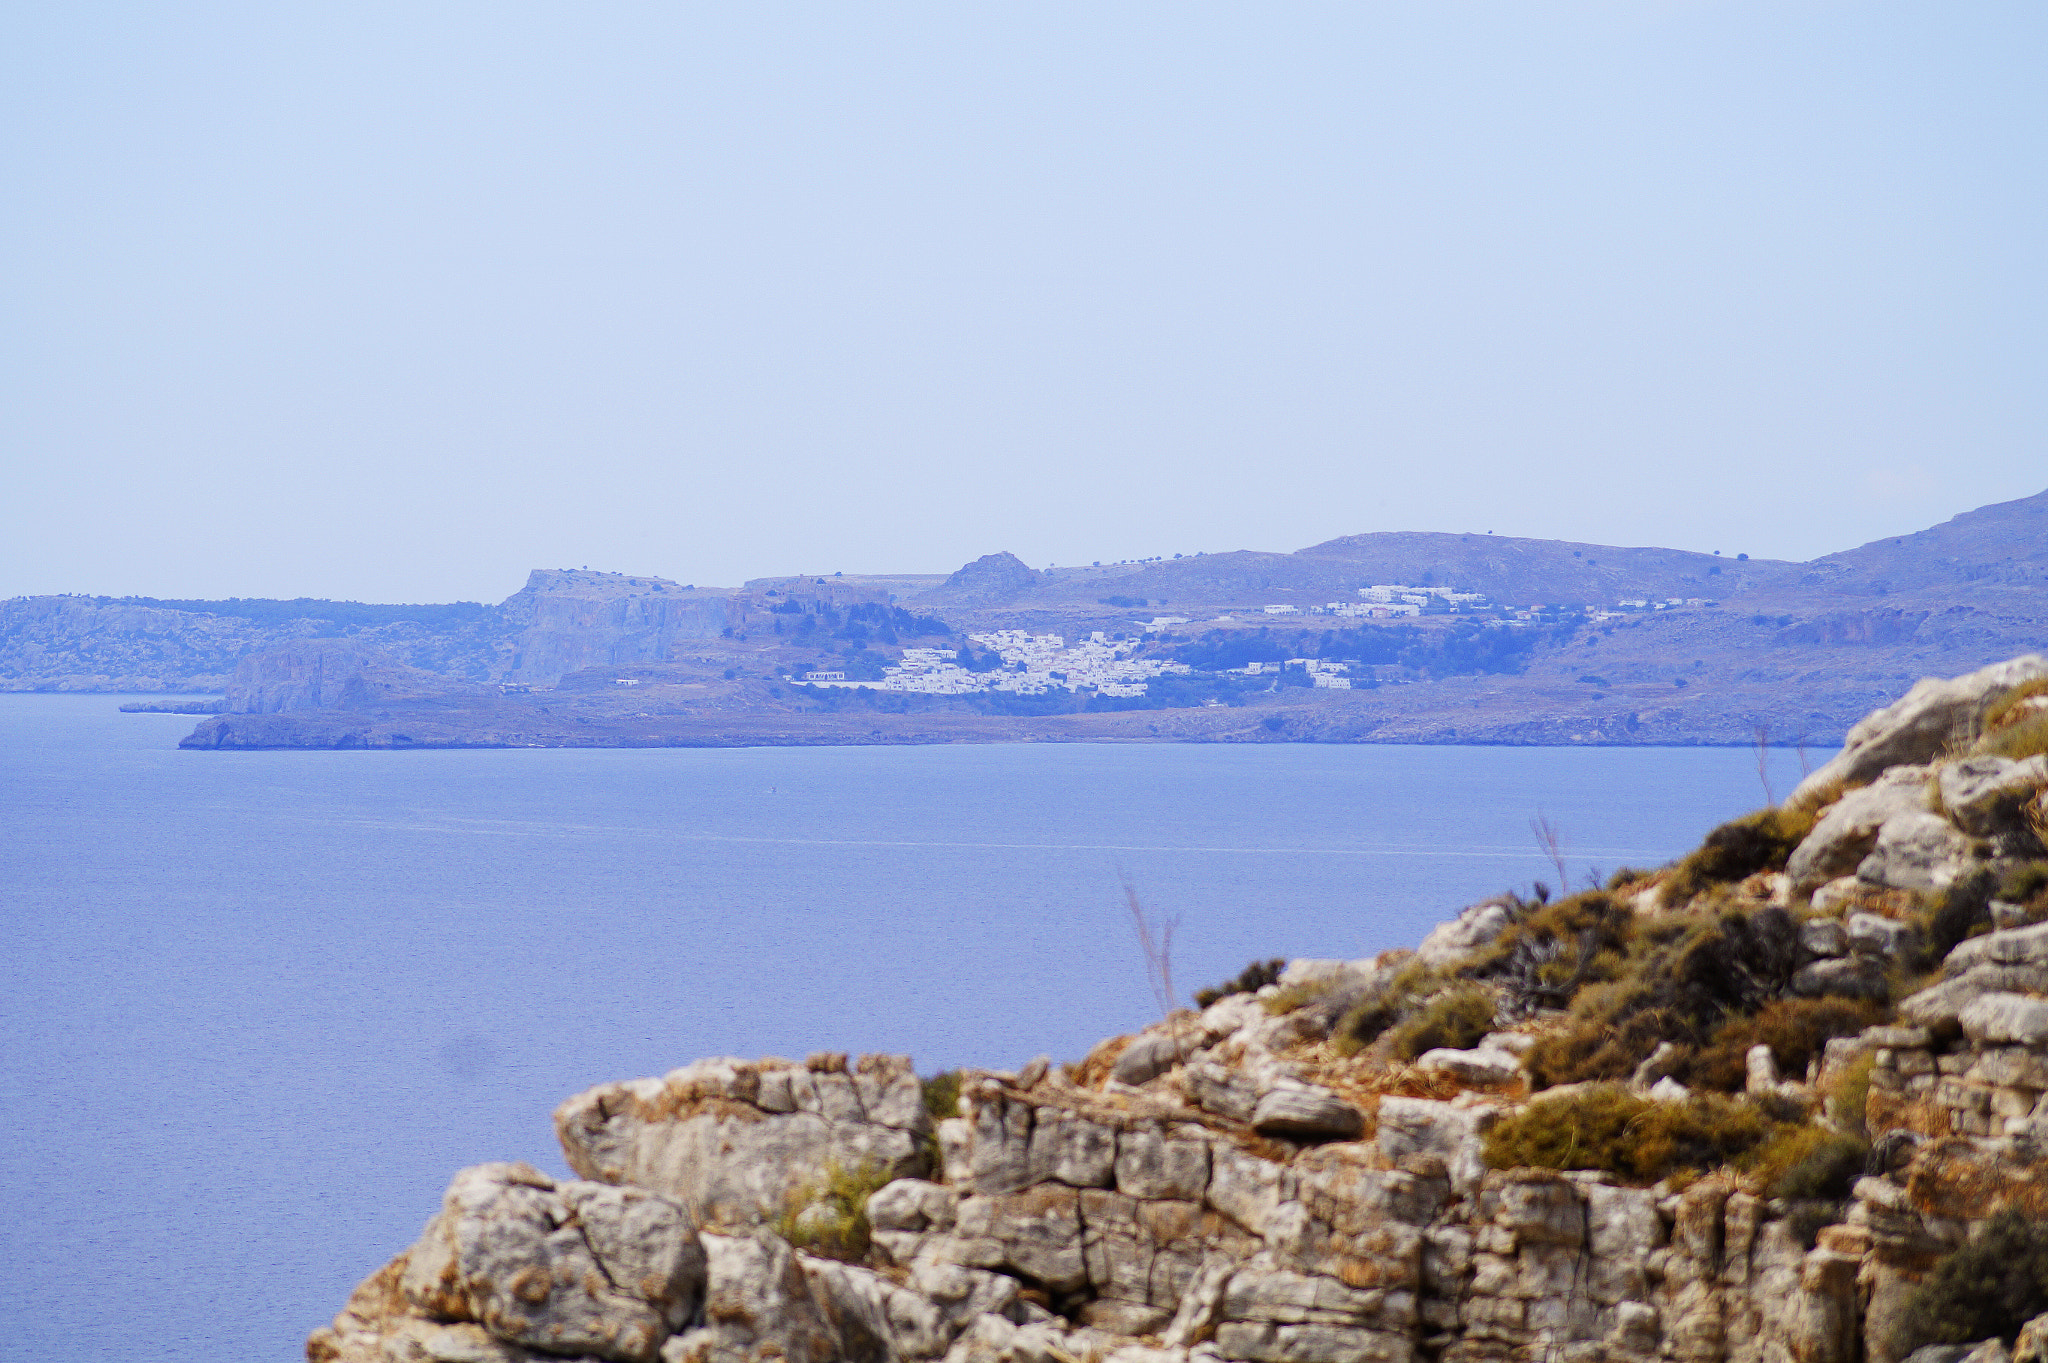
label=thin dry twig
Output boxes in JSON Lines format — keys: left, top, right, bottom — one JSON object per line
{"left": 1122, "top": 873, "right": 1180, "bottom": 1022}
{"left": 1531, "top": 812, "right": 1568, "bottom": 891}
{"left": 1754, "top": 723, "right": 1777, "bottom": 806}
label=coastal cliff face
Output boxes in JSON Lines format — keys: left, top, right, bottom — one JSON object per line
{"left": 498, "top": 571, "right": 732, "bottom": 684}
{"left": 224, "top": 640, "right": 484, "bottom": 714}
{"left": 310, "top": 657, "right": 2048, "bottom": 1363}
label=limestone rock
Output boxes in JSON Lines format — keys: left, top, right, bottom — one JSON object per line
{"left": 1790, "top": 656, "right": 2048, "bottom": 805}
{"left": 1848, "top": 913, "right": 1920, "bottom": 960}
{"left": 1114, "top": 1124, "right": 1213, "bottom": 1200}
{"left": 226, "top": 639, "right": 475, "bottom": 714}
{"left": 869, "top": 1178, "right": 961, "bottom": 1264}
{"left": 1946, "top": 921, "right": 2048, "bottom": 975}
{"left": 1250, "top": 1083, "right": 1365, "bottom": 1140}
{"left": 936, "top": 1185, "right": 1089, "bottom": 1295}
{"left": 1745, "top": 1045, "right": 1781, "bottom": 1096}
{"left": 1800, "top": 919, "right": 1849, "bottom": 958}
{"left": 400, "top": 1162, "right": 702, "bottom": 1363}
{"left": 1183, "top": 1057, "right": 1263, "bottom": 1124}
{"left": 1417, "top": 1047, "right": 1522, "bottom": 1087}
{"left": 660, "top": 1230, "right": 838, "bottom": 1363}
{"left": 554, "top": 1055, "right": 932, "bottom": 1229}
{"left": 1787, "top": 765, "right": 1935, "bottom": 890}
{"left": 1900, "top": 964, "right": 2048, "bottom": 1027}
{"left": 1790, "top": 955, "right": 1889, "bottom": 1001}
{"left": 961, "top": 1090, "right": 1123, "bottom": 1197}
{"left": 1113, "top": 1028, "right": 1205, "bottom": 1086}
{"left": 2012, "top": 1311, "right": 2048, "bottom": 1363}
{"left": 1415, "top": 898, "right": 1515, "bottom": 972}
{"left": 1900, "top": 1343, "right": 1973, "bottom": 1363}
{"left": 1857, "top": 811, "right": 1975, "bottom": 892}
{"left": 1958, "top": 992, "right": 2048, "bottom": 1047}
{"left": 1941, "top": 756, "right": 2048, "bottom": 836}
{"left": 1376, "top": 1096, "right": 1496, "bottom": 1193}
{"left": 800, "top": 1253, "right": 1026, "bottom": 1363}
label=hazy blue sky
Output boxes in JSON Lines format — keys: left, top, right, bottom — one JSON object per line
{"left": 5, "top": 4, "right": 2043, "bottom": 603}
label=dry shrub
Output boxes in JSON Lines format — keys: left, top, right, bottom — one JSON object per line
{"left": 1897, "top": 1207, "right": 2048, "bottom": 1353}
{"left": 1467, "top": 890, "right": 1636, "bottom": 1017}
{"left": 1689, "top": 996, "right": 1886, "bottom": 1093}
{"left": 1826, "top": 1051, "right": 1877, "bottom": 1137}
{"left": 1194, "top": 958, "right": 1285, "bottom": 1008}
{"left": 1482, "top": 1083, "right": 1769, "bottom": 1183}
{"left": 1524, "top": 907, "right": 1804, "bottom": 1088}
{"left": 1916, "top": 868, "right": 1998, "bottom": 970}
{"left": 1664, "top": 807, "right": 1816, "bottom": 905}
{"left": 921, "top": 1071, "right": 962, "bottom": 1122}
{"left": 1526, "top": 1004, "right": 1682, "bottom": 1089}
{"left": 775, "top": 1159, "right": 893, "bottom": 1263}
{"left": 1331, "top": 962, "right": 1435, "bottom": 1052}
{"left": 1745, "top": 1123, "right": 1867, "bottom": 1200}
{"left": 1790, "top": 776, "right": 1848, "bottom": 815}
{"left": 2000, "top": 862, "right": 2048, "bottom": 923}
{"left": 1976, "top": 690, "right": 2048, "bottom": 762}
{"left": 1982, "top": 679, "right": 2048, "bottom": 735}
{"left": 1387, "top": 984, "right": 1498, "bottom": 1060}
{"left": 1265, "top": 976, "right": 1339, "bottom": 1017}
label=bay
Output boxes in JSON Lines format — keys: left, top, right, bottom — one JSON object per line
{"left": 0, "top": 694, "right": 1826, "bottom": 1361}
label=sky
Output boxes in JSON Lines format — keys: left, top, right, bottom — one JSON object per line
{"left": 4, "top": 3, "right": 2044, "bottom": 603}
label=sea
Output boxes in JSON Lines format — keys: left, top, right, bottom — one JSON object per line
{"left": 0, "top": 694, "right": 1831, "bottom": 1362}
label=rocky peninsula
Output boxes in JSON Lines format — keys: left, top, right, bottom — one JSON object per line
{"left": 313, "top": 656, "right": 2048, "bottom": 1363}
{"left": 5, "top": 488, "right": 2045, "bottom": 750}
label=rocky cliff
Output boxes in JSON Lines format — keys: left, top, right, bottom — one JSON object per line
{"left": 498, "top": 571, "right": 733, "bottom": 684}
{"left": 310, "top": 657, "right": 2048, "bottom": 1363}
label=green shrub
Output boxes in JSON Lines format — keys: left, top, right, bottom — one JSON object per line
{"left": 1466, "top": 890, "right": 1637, "bottom": 1016}
{"left": 1745, "top": 1124, "right": 1867, "bottom": 1200}
{"left": 2001, "top": 862, "right": 2048, "bottom": 914}
{"left": 921, "top": 1071, "right": 962, "bottom": 1123}
{"left": 1689, "top": 996, "right": 1885, "bottom": 1093}
{"left": 1664, "top": 807, "right": 1816, "bottom": 905}
{"left": 1194, "top": 958, "right": 1286, "bottom": 1008}
{"left": 775, "top": 1159, "right": 893, "bottom": 1263}
{"left": 1785, "top": 1200, "right": 1846, "bottom": 1250}
{"left": 1482, "top": 1083, "right": 1769, "bottom": 1182}
{"left": 1388, "top": 984, "right": 1498, "bottom": 1060}
{"left": 1897, "top": 1208, "right": 2048, "bottom": 1352}
{"left": 1918, "top": 868, "right": 1998, "bottom": 970}
{"left": 1828, "top": 1052, "right": 1876, "bottom": 1137}
{"left": 1331, "top": 963, "right": 1435, "bottom": 1053}
{"left": 1523, "top": 906, "right": 1804, "bottom": 1089}
{"left": 1469, "top": 891, "right": 1633, "bottom": 979}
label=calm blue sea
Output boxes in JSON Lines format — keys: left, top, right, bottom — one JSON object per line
{"left": 0, "top": 695, "right": 1828, "bottom": 1361}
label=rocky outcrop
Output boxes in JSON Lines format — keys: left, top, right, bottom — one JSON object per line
{"left": 310, "top": 1162, "right": 704, "bottom": 1363}
{"left": 498, "top": 571, "right": 731, "bottom": 685}
{"left": 915, "top": 554, "right": 1044, "bottom": 611}
{"left": 313, "top": 658, "right": 2048, "bottom": 1363}
{"left": 1790, "top": 656, "right": 2048, "bottom": 805}
{"left": 224, "top": 640, "right": 477, "bottom": 714}
{"left": 554, "top": 1054, "right": 934, "bottom": 1230}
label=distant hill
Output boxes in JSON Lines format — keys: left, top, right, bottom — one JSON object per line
{"left": 1812, "top": 486, "right": 2048, "bottom": 592}
{"left": 7, "top": 488, "right": 2045, "bottom": 753}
